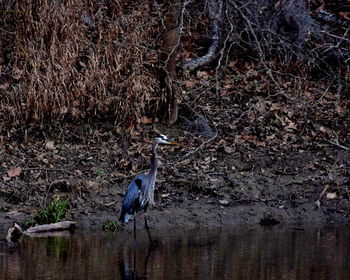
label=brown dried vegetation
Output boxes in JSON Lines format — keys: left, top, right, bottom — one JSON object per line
{"left": 0, "top": 0, "right": 160, "bottom": 128}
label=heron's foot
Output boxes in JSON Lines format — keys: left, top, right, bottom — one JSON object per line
{"left": 144, "top": 215, "right": 152, "bottom": 229}
{"left": 145, "top": 226, "right": 152, "bottom": 241}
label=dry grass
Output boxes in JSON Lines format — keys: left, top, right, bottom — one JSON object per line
{"left": 0, "top": 0, "right": 160, "bottom": 128}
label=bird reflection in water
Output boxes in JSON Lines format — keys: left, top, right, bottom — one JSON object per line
{"left": 119, "top": 243, "right": 154, "bottom": 280}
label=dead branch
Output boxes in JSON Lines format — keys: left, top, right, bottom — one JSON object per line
{"left": 326, "top": 140, "right": 349, "bottom": 151}
{"left": 182, "top": 0, "right": 223, "bottom": 70}
{"left": 314, "top": 10, "right": 350, "bottom": 27}
{"left": 172, "top": 123, "right": 218, "bottom": 165}
{"left": 93, "top": 199, "right": 117, "bottom": 207}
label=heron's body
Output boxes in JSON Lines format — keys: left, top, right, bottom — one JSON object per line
{"left": 119, "top": 172, "right": 155, "bottom": 223}
{"left": 119, "top": 135, "right": 176, "bottom": 228}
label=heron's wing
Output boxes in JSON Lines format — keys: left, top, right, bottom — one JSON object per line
{"left": 121, "top": 180, "right": 140, "bottom": 211}
{"left": 119, "top": 174, "right": 147, "bottom": 222}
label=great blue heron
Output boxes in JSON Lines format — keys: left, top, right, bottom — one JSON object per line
{"left": 119, "top": 134, "right": 178, "bottom": 242}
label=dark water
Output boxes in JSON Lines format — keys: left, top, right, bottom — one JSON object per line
{"left": 1, "top": 227, "right": 350, "bottom": 280}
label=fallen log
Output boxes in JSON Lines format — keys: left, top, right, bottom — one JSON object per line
{"left": 23, "top": 230, "right": 73, "bottom": 238}
{"left": 4, "top": 221, "right": 76, "bottom": 243}
{"left": 25, "top": 221, "right": 76, "bottom": 234}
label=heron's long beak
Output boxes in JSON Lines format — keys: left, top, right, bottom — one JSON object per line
{"left": 165, "top": 138, "right": 179, "bottom": 145}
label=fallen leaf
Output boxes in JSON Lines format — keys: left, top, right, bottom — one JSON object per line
{"left": 224, "top": 83, "right": 234, "bottom": 89}
{"left": 197, "top": 71, "right": 211, "bottom": 79}
{"left": 224, "top": 146, "right": 233, "bottom": 154}
{"left": 339, "top": 12, "right": 350, "bottom": 21}
{"left": 85, "top": 180, "right": 95, "bottom": 187}
{"left": 246, "top": 69, "right": 259, "bottom": 78}
{"left": 45, "top": 141, "right": 55, "bottom": 150}
{"left": 75, "top": 170, "right": 83, "bottom": 176}
{"left": 184, "top": 80, "right": 196, "bottom": 88}
{"left": 228, "top": 60, "right": 238, "bottom": 69}
{"left": 315, "top": 200, "right": 321, "bottom": 208}
{"left": 6, "top": 210, "right": 19, "bottom": 215}
{"left": 7, "top": 166, "right": 22, "bottom": 177}
{"left": 139, "top": 117, "right": 153, "bottom": 124}
{"left": 2, "top": 176, "right": 11, "bottom": 182}
{"left": 326, "top": 192, "right": 337, "bottom": 199}
{"left": 0, "top": 83, "right": 9, "bottom": 90}
{"left": 284, "top": 121, "right": 297, "bottom": 132}
{"left": 33, "top": 172, "right": 41, "bottom": 179}
{"left": 219, "top": 199, "right": 229, "bottom": 205}
{"left": 242, "top": 135, "right": 252, "bottom": 141}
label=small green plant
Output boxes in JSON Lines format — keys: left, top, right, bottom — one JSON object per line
{"left": 339, "top": 111, "right": 348, "bottom": 119}
{"left": 248, "top": 80, "right": 258, "bottom": 91}
{"left": 232, "top": 74, "right": 243, "bottom": 82}
{"left": 25, "top": 198, "right": 69, "bottom": 228}
{"left": 102, "top": 220, "right": 120, "bottom": 232}
{"left": 185, "top": 90, "right": 193, "bottom": 96}
{"left": 268, "top": 117, "right": 280, "bottom": 127}
{"left": 95, "top": 170, "right": 104, "bottom": 177}
{"left": 257, "top": 119, "right": 266, "bottom": 127}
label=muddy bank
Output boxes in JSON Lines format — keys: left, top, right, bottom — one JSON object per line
{"left": 1, "top": 134, "right": 349, "bottom": 237}
{"left": 1, "top": 190, "right": 350, "bottom": 238}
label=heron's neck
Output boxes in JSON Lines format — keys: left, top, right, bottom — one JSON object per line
{"left": 149, "top": 142, "right": 158, "bottom": 175}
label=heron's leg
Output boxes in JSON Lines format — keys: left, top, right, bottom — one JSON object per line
{"left": 133, "top": 215, "right": 136, "bottom": 240}
{"left": 144, "top": 214, "right": 153, "bottom": 244}
{"left": 133, "top": 215, "right": 137, "bottom": 271}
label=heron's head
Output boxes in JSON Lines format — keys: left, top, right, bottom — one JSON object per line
{"left": 155, "top": 134, "right": 178, "bottom": 145}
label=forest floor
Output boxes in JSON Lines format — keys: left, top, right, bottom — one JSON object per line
{"left": 0, "top": 121, "right": 349, "bottom": 237}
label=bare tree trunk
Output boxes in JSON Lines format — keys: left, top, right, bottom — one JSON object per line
{"left": 159, "top": 0, "right": 182, "bottom": 125}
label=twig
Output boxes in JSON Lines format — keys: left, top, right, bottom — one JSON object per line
{"left": 315, "top": 184, "right": 329, "bottom": 208}
{"left": 171, "top": 125, "right": 218, "bottom": 165}
{"left": 93, "top": 200, "right": 117, "bottom": 207}
{"left": 320, "top": 30, "right": 350, "bottom": 43}
{"left": 315, "top": 10, "right": 349, "bottom": 27}
{"left": 214, "top": 3, "right": 235, "bottom": 94}
{"left": 272, "top": 169, "right": 297, "bottom": 176}
{"left": 0, "top": 27, "right": 17, "bottom": 34}
{"left": 0, "top": 180, "right": 15, "bottom": 188}
{"left": 326, "top": 140, "right": 349, "bottom": 151}
{"left": 323, "top": 131, "right": 349, "bottom": 151}
{"left": 22, "top": 167, "right": 80, "bottom": 177}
